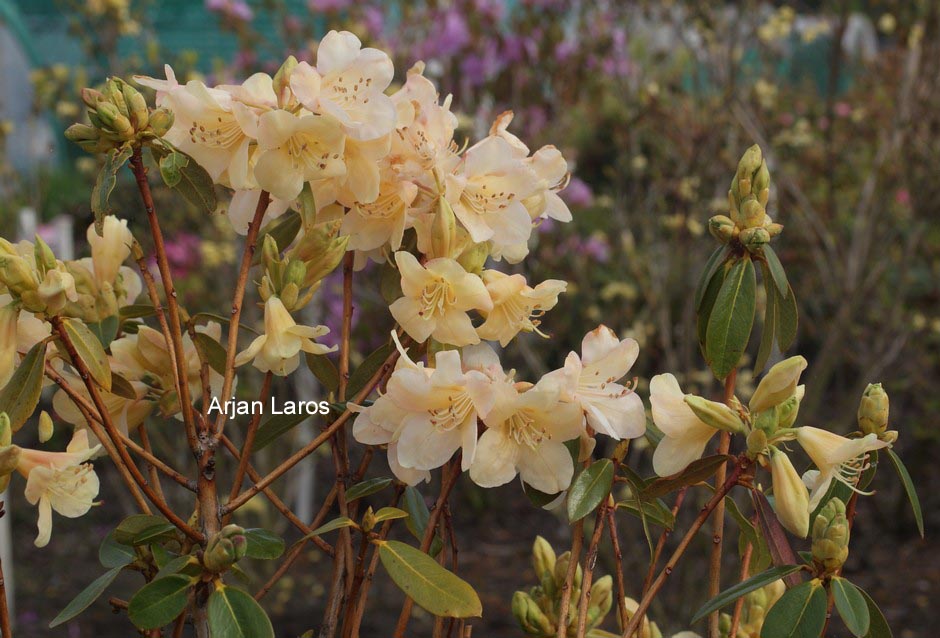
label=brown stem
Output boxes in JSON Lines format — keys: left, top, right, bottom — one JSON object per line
{"left": 576, "top": 500, "right": 609, "bottom": 637}
{"left": 0, "top": 515, "right": 12, "bottom": 638}
{"left": 607, "top": 506, "right": 629, "bottom": 629}
{"left": 621, "top": 458, "right": 750, "bottom": 638}
{"left": 642, "top": 487, "right": 688, "bottom": 597}
{"left": 708, "top": 369, "right": 738, "bottom": 638}
{"left": 137, "top": 423, "right": 165, "bottom": 503}
{"left": 729, "top": 538, "right": 753, "bottom": 637}
{"left": 225, "top": 372, "right": 272, "bottom": 508}
{"left": 393, "top": 459, "right": 462, "bottom": 638}
{"left": 555, "top": 521, "right": 585, "bottom": 638}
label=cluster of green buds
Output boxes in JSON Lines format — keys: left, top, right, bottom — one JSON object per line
{"left": 0, "top": 236, "right": 78, "bottom": 316}
{"left": 811, "top": 498, "right": 850, "bottom": 575}
{"left": 202, "top": 524, "right": 248, "bottom": 573}
{"left": 511, "top": 537, "right": 614, "bottom": 637}
{"left": 857, "top": 383, "right": 897, "bottom": 443}
{"left": 0, "top": 413, "right": 18, "bottom": 493}
{"left": 65, "top": 77, "right": 173, "bottom": 153}
{"left": 286, "top": 220, "right": 349, "bottom": 292}
{"left": 423, "top": 196, "right": 489, "bottom": 274}
{"left": 260, "top": 235, "right": 318, "bottom": 312}
{"left": 708, "top": 145, "right": 783, "bottom": 253}
{"left": 719, "top": 579, "right": 784, "bottom": 638}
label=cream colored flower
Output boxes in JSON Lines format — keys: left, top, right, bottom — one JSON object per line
{"left": 796, "top": 426, "right": 888, "bottom": 509}
{"left": 750, "top": 356, "right": 807, "bottom": 413}
{"left": 475, "top": 270, "right": 566, "bottom": 346}
{"left": 650, "top": 373, "right": 718, "bottom": 476}
{"left": 227, "top": 189, "right": 292, "bottom": 235}
{"left": 235, "top": 296, "right": 336, "bottom": 375}
{"left": 52, "top": 366, "right": 152, "bottom": 445}
{"left": 0, "top": 302, "right": 17, "bottom": 388}
{"left": 341, "top": 172, "right": 418, "bottom": 253}
{"left": 469, "top": 381, "right": 583, "bottom": 493}
{"left": 390, "top": 251, "right": 492, "bottom": 346}
{"left": 542, "top": 326, "right": 645, "bottom": 441}
{"left": 390, "top": 63, "right": 459, "bottom": 179}
{"left": 14, "top": 429, "right": 101, "bottom": 547}
{"left": 769, "top": 448, "right": 810, "bottom": 537}
{"left": 87, "top": 216, "right": 133, "bottom": 286}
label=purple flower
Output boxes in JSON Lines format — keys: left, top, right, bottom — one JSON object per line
{"left": 363, "top": 6, "right": 386, "bottom": 38}
{"left": 561, "top": 177, "right": 594, "bottom": 208}
{"left": 308, "top": 0, "right": 353, "bottom": 11}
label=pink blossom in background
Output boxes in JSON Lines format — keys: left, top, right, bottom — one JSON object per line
{"left": 160, "top": 232, "right": 202, "bottom": 279}
{"left": 554, "top": 39, "right": 577, "bottom": 62}
{"left": 561, "top": 177, "right": 594, "bottom": 208}
{"left": 778, "top": 113, "right": 795, "bottom": 126}
{"left": 308, "top": 0, "right": 353, "bottom": 12}
{"left": 418, "top": 10, "right": 471, "bottom": 59}
{"left": 895, "top": 189, "right": 911, "bottom": 206}
{"left": 205, "top": 0, "right": 253, "bottom": 22}
{"left": 362, "top": 6, "right": 386, "bottom": 39}
{"left": 833, "top": 102, "right": 852, "bottom": 117}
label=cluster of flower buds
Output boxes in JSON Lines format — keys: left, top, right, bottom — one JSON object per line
{"left": 64, "top": 77, "right": 173, "bottom": 152}
{"left": 0, "top": 236, "right": 78, "bottom": 315}
{"left": 284, "top": 219, "right": 349, "bottom": 292}
{"left": 511, "top": 536, "right": 613, "bottom": 637}
{"left": 857, "top": 383, "right": 896, "bottom": 443}
{"left": 811, "top": 497, "right": 850, "bottom": 575}
{"left": 708, "top": 145, "right": 783, "bottom": 253}
{"left": 718, "top": 579, "right": 784, "bottom": 638}
{"left": 259, "top": 235, "right": 317, "bottom": 312}
{"left": 202, "top": 524, "right": 248, "bottom": 573}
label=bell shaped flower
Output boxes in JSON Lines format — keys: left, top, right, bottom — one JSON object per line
{"left": 475, "top": 270, "right": 566, "bottom": 346}
{"left": 649, "top": 373, "right": 719, "bottom": 476}
{"left": 87, "top": 216, "right": 133, "bottom": 286}
{"left": 342, "top": 173, "right": 418, "bottom": 254}
{"left": 14, "top": 429, "right": 101, "bottom": 547}
{"left": 227, "top": 189, "right": 292, "bottom": 235}
{"left": 389, "top": 251, "right": 492, "bottom": 347}
{"left": 796, "top": 426, "right": 889, "bottom": 509}
{"left": 542, "top": 326, "right": 645, "bottom": 441}
{"left": 469, "top": 381, "right": 583, "bottom": 494}
{"left": 769, "top": 447, "right": 810, "bottom": 537}
{"left": 235, "top": 296, "right": 336, "bottom": 375}
{"left": 390, "top": 62, "right": 459, "bottom": 179}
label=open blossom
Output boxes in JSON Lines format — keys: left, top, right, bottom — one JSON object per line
{"left": 341, "top": 172, "right": 418, "bottom": 253}
{"left": 542, "top": 326, "right": 645, "bottom": 440}
{"left": 236, "top": 296, "right": 336, "bottom": 375}
{"left": 649, "top": 373, "right": 718, "bottom": 476}
{"left": 796, "top": 426, "right": 889, "bottom": 509}
{"left": 469, "top": 381, "right": 583, "bottom": 493}
{"left": 475, "top": 270, "right": 566, "bottom": 346}
{"left": 390, "top": 251, "right": 492, "bottom": 346}
{"left": 13, "top": 429, "right": 101, "bottom": 547}
{"left": 351, "top": 393, "right": 431, "bottom": 486}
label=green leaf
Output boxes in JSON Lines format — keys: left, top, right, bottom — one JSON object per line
{"left": 303, "top": 517, "right": 358, "bottom": 541}
{"left": 132, "top": 522, "right": 178, "bottom": 546}
{"left": 159, "top": 150, "right": 218, "bottom": 213}
{"left": 347, "top": 343, "right": 395, "bottom": 399}
{"left": 522, "top": 482, "right": 563, "bottom": 508}
{"left": 616, "top": 498, "right": 675, "bottom": 530}
{"left": 254, "top": 210, "right": 302, "bottom": 263}
{"left": 642, "top": 455, "right": 731, "bottom": 499}
{"left": 726, "top": 496, "right": 770, "bottom": 572}
{"left": 567, "top": 459, "right": 614, "bottom": 522}
{"left": 761, "top": 580, "right": 827, "bottom": 638}
{"left": 61, "top": 317, "right": 112, "bottom": 391}
{"left": 831, "top": 577, "right": 870, "bottom": 637}
{"left": 762, "top": 245, "right": 789, "bottom": 298}
{"left": 155, "top": 555, "right": 198, "bottom": 580}
{"left": 373, "top": 507, "right": 409, "bottom": 523}
{"left": 49, "top": 567, "right": 122, "bottom": 628}
{"left": 858, "top": 588, "right": 892, "bottom": 638}
{"left": 91, "top": 146, "right": 133, "bottom": 232}
{"left": 87, "top": 315, "right": 120, "bottom": 348}
{"left": 192, "top": 331, "right": 227, "bottom": 375}
{"left": 243, "top": 528, "right": 285, "bottom": 560}
{"left": 207, "top": 585, "right": 275, "bottom": 638}
{"left": 306, "top": 352, "right": 340, "bottom": 394}
{"left": 886, "top": 448, "right": 924, "bottom": 538}
{"left": 114, "top": 515, "right": 171, "bottom": 545}
{"left": 402, "top": 486, "right": 443, "bottom": 557}
{"left": 99, "top": 531, "right": 135, "bottom": 568}
{"left": 0, "top": 341, "right": 47, "bottom": 432}
{"left": 120, "top": 304, "right": 157, "bottom": 319}
{"left": 346, "top": 477, "right": 394, "bottom": 503}
{"left": 705, "top": 256, "right": 757, "bottom": 379}
{"left": 252, "top": 412, "right": 311, "bottom": 451}
{"left": 128, "top": 574, "right": 193, "bottom": 630}
{"left": 695, "top": 246, "right": 728, "bottom": 310}
{"left": 755, "top": 271, "right": 777, "bottom": 374}
{"left": 378, "top": 540, "right": 482, "bottom": 618}
{"left": 697, "top": 260, "right": 727, "bottom": 350}
{"left": 110, "top": 373, "right": 139, "bottom": 400}
{"left": 692, "top": 565, "right": 803, "bottom": 623}
{"left": 775, "top": 283, "right": 799, "bottom": 352}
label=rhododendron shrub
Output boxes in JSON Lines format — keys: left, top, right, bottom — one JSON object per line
{"left": 0, "top": 30, "right": 920, "bottom": 638}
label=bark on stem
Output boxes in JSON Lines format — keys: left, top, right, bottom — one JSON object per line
{"left": 555, "top": 521, "right": 585, "bottom": 638}
{"left": 707, "top": 369, "right": 737, "bottom": 638}
{"left": 575, "top": 500, "right": 609, "bottom": 637}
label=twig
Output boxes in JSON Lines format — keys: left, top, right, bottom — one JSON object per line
{"left": 606, "top": 506, "right": 629, "bottom": 629}
{"left": 226, "top": 372, "right": 272, "bottom": 507}
{"left": 576, "top": 499, "right": 609, "bottom": 637}
{"left": 642, "top": 487, "right": 688, "bottom": 597}
{"left": 0, "top": 510, "right": 12, "bottom": 638}
{"left": 707, "top": 369, "right": 737, "bottom": 638}
{"left": 729, "top": 538, "right": 753, "bottom": 637}
{"left": 555, "top": 521, "right": 585, "bottom": 638}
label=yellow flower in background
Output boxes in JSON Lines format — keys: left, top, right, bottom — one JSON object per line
{"left": 390, "top": 251, "right": 492, "bottom": 346}
{"left": 476, "top": 270, "right": 566, "bottom": 346}
{"left": 235, "top": 296, "right": 335, "bottom": 376}
{"left": 649, "top": 373, "right": 718, "bottom": 477}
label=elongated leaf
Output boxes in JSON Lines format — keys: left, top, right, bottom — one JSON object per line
{"left": 522, "top": 482, "right": 564, "bottom": 508}
{"left": 91, "top": 146, "right": 133, "bottom": 232}
{"left": 128, "top": 574, "right": 193, "bottom": 630}
{"left": 346, "top": 477, "right": 394, "bottom": 503}
{"left": 752, "top": 491, "right": 801, "bottom": 588}
{"left": 131, "top": 522, "right": 177, "bottom": 546}
{"left": 160, "top": 150, "right": 217, "bottom": 213}
{"left": 243, "top": 528, "right": 285, "bottom": 560}
{"left": 695, "top": 246, "right": 728, "bottom": 310}
{"left": 567, "top": 459, "right": 614, "bottom": 522}
{"left": 775, "top": 283, "right": 799, "bottom": 351}
{"left": 207, "top": 585, "right": 275, "bottom": 638}
{"left": 347, "top": 343, "right": 395, "bottom": 398}
{"left": 110, "top": 373, "right": 139, "bottom": 400}
{"left": 755, "top": 270, "right": 778, "bottom": 374}
{"left": 726, "top": 496, "right": 771, "bottom": 572}
{"left": 692, "top": 565, "right": 803, "bottom": 623}
{"left": 378, "top": 540, "right": 482, "bottom": 618}
{"left": 831, "top": 577, "right": 870, "bottom": 637}
{"left": 858, "top": 588, "right": 892, "bottom": 638}
{"left": 886, "top": 448, "right": 924, "bottom": 538}
{"left": 155, "top": 555, "right": 198, "bottom": 580}
{"left": 99, "top": 531, "right": 135, "bottom": 568}
{"left": 762, "top": 580, "right": 827, "bottom": 638}
{"left": 643, "top": 455, "right": 731, "bottom": 499}
{"left": 706, "top": 256, "right": 757, "bottom": 379}
{"left": 255, "top": 209, "right": 302, "bottom": 262}
{"left": 62, "top": 317, "right": 112, "bottom": 391}
{"left": 87, "top": 315, "right": 120, "bottom": 348}
{"left": 297, "top": 517, "right": 358, "bottom": 544}
{"left": 0, "top": 341, "right": 47, "bottom": 431}
{"left": 762, "top": 245, "right": 789, "bottom": 297}
{"left": 373, "top": 507, "right": 409, "bottom": 523}
{"left": 120, "top": 304, "right": 157, "bottom": 319}
{"left": 616, "top": 498, "right": 675, "bottom": 530}
{"left": 697, "top": 261, "right": 727, "bottom": 350}
{"left": 114, "top": 515, "right": 171, "bottom": 545}
{"left": 192, "top": 331, "right": 227, "bottom": 375}
{"left": 306, "top": 352, "right": 340, "bottom": 394}
{"left": 401, "top": 486, "right": 443, "bottom": 556}
{"left": 50, "top": 567, "right": 123, "bottom": 628}
{"left": 252, "top": 412, "right": 311, "bottom": 451}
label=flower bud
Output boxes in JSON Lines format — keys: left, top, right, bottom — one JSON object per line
{"left": 64, "top": 123, "right": 99, "bottom": 143}
{"left": 81, "top": 88, "right": 105, "bottom": 110}
{"left": 122, "top": 82, "right": 149, "bottom": 130}
{"left": 33, "top": 236, "right": 57, "bottom": 276}
{"left": 532, "top": 536, "right": 556, "bottom": 580}
{"left": 0, "top": 412, "right": 11, "bottom": 447}
{"left": 770, "top": 448, "right": 810, "bottom": 537}
{"left": 776, "top": 387, "right": 803, "bottom": 429}
{"left": 0, "top": 254, "right": 38, "bottom": 295}
{"left": 553, "top": 551, "right": 582, "bottom": 590}
{"left": 457, "top": 241, "right": 489, "bottom": 275}
{"left": 766, "top": 222, "right": 784, "bottom": 237}
{"left": 431, "top": 197, "right": 459, "bottom": 259}
{"left": 38, "top": 411, "right": 54, "bottom": 443}
{"left": 0, "top": 305, "right": 18, "bottom": 389}
{"left": 588, "top": 575, "right": 614, "bottom": 623}
{"left": 740, "top": 199, "right": 765, "bottom": 229}
{"left": 285, "top": 260, "right": 307, "bottom": 288}
{"left": 812, "top": 498, "right": 849, "bottom": 574}
{"left": 740, "top": 227, "right": 770, "bottom": 251}
{"left": 753, "top": 161, "right": 770, "bottom": 201}
{"left": 737, "top": 145, "right": 763, "bottom": 183}
{"left": 103, "top": 79, "right": 130, "bottom": 117}
{"left": 709, "top": 215, "right": 736, "bottom": 243}
{"left": 512, "top": 591, "right": 553, "bottom": 635}
{"left": 203, "top": 524, "right": 248, "bottom": 572}
{"left": 279, "top": 283, "right": 300, "bottom": 311}
{"left": 857, "top": 383, "right": 889, "bottom": 437}
{"left": 273, "top": 56, "right": 298, "bottom": 108}
{"left": 361, "top": 506, "right": 377, "bottom": 532}
{"left": 750, "top": 356, "right": 807, "bottom": 414}
{"left": 149, "top": 108, "right": 175, "bottom": 137}
{"left": 746, "top": 428, "right": 768, "bottom": 457}
{"left": 684, "top": 395, "right": 745, "bottom": 433}
{"left": 95, "top": 102, "right": 134, "bottom": 138}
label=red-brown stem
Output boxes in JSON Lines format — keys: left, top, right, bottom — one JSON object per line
{"left": 606, "top": 506, "right": 629, "bottom": 628}
{"left": 172, "top": 610, "right": 187, "bottom": 638}
{"left": 334, "top": 252, "right": 356, "bottom": 588}
{"left": 212, "top": 189, "right": 270, "bottom": 437}
{"left": 708, "top": 369, "right": 737, "bottom": 638}
{"left": 137, "top": 423, "right": 165, "bottom": 503}
{"left": 642, "top": 486, "right": 688, "bottom": 597}
{"left": 393, "top": 459, "right": 462, "bottom": 638}
{"left": 0, "top": 520, "right": 12, "bottom": 638}
{"left": 555, "top": 520, "right": 585, "bottom": 638}
{"left": 51, "top": 316, "right": 203, "bottom": 542}
{"left": 621, "top": 458, "right": 750, "bottom": 638}
{"left": 729, "top": 539, "right": 753, "bottom": 636}
{"left": 225, "top": 372, "right": 272, "bottom": 508}
{"left": 576, "top": 499, "right": 610, "bottom": 637}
